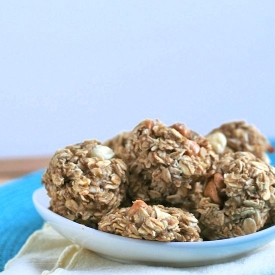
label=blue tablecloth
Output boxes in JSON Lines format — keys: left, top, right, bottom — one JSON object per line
{"left": 0, "top": 170, "right": 45, "bottom": 271}
{"left": 0, "top": 141, "right": 275, "bottom": 271}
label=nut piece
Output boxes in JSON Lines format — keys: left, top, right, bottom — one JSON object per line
{"left": 206, "top": 132, "right": 227, "bottom": 154}
{"left": 98, "top": 200, "right": 201, "bottom": 242}
{"left": 42, "top": 140, "right": 128, "bottom": 226}
{"left": 111, "top": 119, "right": 217, "bottom": 207}
{"left": 91, "top": 145, "right": 115, "bottom": 159}
{"left": 197, "top": 151, "right": 275, "bottom": 240}
{"left": 203, "top": 173, "right": 226, "bottom": 205}
{"left": 207, "top": 121, "right": 274, "bottom": 163}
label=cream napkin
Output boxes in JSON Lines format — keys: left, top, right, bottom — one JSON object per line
{"left": 2, "top": 224, "right": 275, "bottom": 275}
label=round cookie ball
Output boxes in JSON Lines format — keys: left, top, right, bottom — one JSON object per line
{"left": 198, "top": 151, "right": 275, "bottom": 240}
{"left": 120, "top": 119, "right": 217, "bottom": 206}
{"left": 206, "top": 120, "right": 274, "bottom": 163}
{"left": 42, "top": 140, "right": 128, "bottom": 226}
{"left": 98, "top": 200, "right": 201, "bottom": 242}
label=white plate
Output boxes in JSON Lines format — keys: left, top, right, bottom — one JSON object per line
{"left": 33, "top": 187, "right": 275, "bottom": 267}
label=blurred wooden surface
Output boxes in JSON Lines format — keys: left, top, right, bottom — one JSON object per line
{"left": 0, "top": 156, "right": 51, "bottom": 183}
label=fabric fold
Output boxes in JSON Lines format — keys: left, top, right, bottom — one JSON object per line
{"left": 2, "top": 223, "right": 275, "bottom": 275}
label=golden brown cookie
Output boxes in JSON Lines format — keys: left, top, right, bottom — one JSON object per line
{"left": 207, "top": 121, "right": 274, "bottom": 163}
{"left": 111, "top": 119, "right": 217, "bottom": 207}
{"left": 98, "top": 200, "right": 201, "bottom": 242}
{"left": 42, "top": 140, "right": 128, "bottom": 226}
{"left": 198, "top": 151, "right": 275, "bottom": 240}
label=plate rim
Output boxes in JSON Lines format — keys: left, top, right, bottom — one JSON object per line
{"left": 32, "top": 187, "right": 275, "bottom": 267}
{"left": 32, "top": 187, "right": 275, "bottom": 247}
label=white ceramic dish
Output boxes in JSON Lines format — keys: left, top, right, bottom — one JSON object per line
{"left": 33, "top": 187, "right": 275, "bottom": 267}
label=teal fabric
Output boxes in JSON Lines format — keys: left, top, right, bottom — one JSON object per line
{"left": 0, "top": 140, "right": 274, "bottom": 271}
{"left": 0, "top": 170, "right": 44, "bottom": 271}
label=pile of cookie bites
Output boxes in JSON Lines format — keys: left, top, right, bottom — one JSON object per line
{"left": 42, "top": 119, "right": 275, "bottom": 242}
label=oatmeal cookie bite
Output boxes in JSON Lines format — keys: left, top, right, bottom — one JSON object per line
{"left": 121, "top": 119, "right": 217, "bottom": 206}
{"left": 198, "top": 152, "right": 275, "bottom": 240}
{"left": 42, "top": 140, "right": 128, "bottom": 226}
{"left": 98, "top": 200, "right": 201, "bottom": 242}
{"left": 206, "top": 120, "right": 274, "bottom": 163}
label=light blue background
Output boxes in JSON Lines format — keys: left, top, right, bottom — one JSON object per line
{"left": 1, "top": 1, "right": 274, "bottom": 157}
